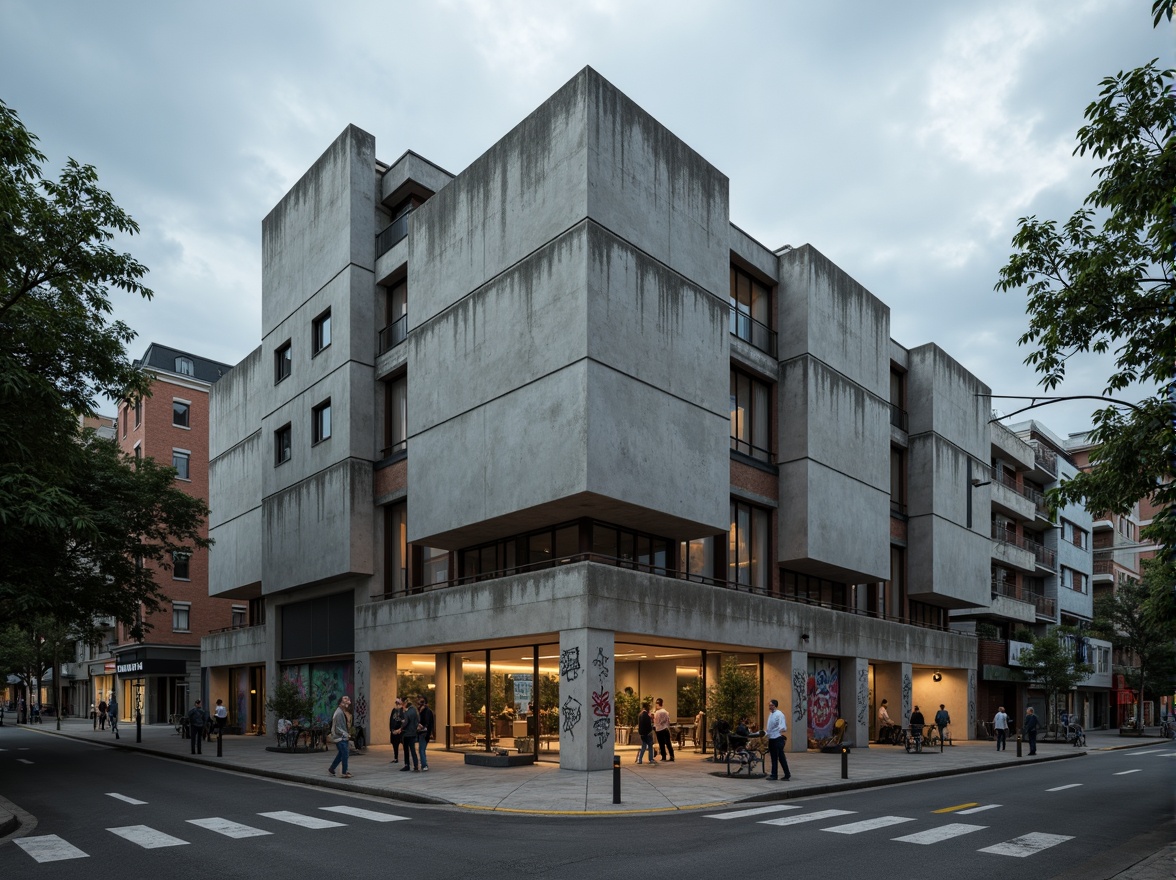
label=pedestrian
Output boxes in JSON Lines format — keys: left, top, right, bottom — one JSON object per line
{"left": 877, "top": 698, "right": 897, "bottom": 742}
{"left": 327, "top": 695, "right": 353, "bottom": 778}
{"left": 97, "top": 698, "right": 107, "bottom": 730}
{"left": 1023, "top": 706, "right": 1039, "bottom": 755}
{"left": 417, "top": 696, "right": 435, "bottom": 771}
{"left": 934, "top": 704, "right": 950, "bottom": 743}
{"left": 90, "top": 702, "right": 97, "bottom": 730}
{"left": 653, "top": 697, "right": 675, "bottom": 762}
{"left": 994, "top": 706, "right": 1009, "bottom": 751}
{"left": 108, "top": 693, "right": 120, "bottom": 739}
{"left": 388, "top": 698, "right": 406, "bottom": 764}
{"left": 214, "top": 698, "right": 228, "bottom": 735}
{"left": 765, "top": 698, "right": 790, "bottom": 781}
{"left": 18, "top": 697, "right": 25, "bottom": 724}
{"left": 909, "top": 705, "right": 925, "bottom": 745}
{"left": 187, "top": 700, "right": 208, "bottom": 755}
{"left": 399, "top": 698, "right": 420, "bottom": 772}
{"left": 635, "top": 702, "right": 656, "bottom": 764}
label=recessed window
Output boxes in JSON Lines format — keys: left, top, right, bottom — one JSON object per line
{"left": 134, "top": 398, "right": 142, "bottom": 427}
{"left": 274, "top": 423, "right": 292, "bottom": 466}
{"left": 175, "top": 356, "right": 195, "bottom": 376}
{"left": 133, "top": 445, "right": 141, "bottom": 465}
{"left": 729, "top": 264, "right": 775, "bottom": 355}
{"left": 122, "top": 406, "right": 128, "bottom": 438}
{"left": 172, "top": 450, "right": 190, "bottom": 480}
{"left": 729, "top": 499, "right": 770, "bottom": 591}
{"left": 172, "top": 552, "right": 191, "bottom": 580}
{"left": 383, "top": 374, "right": 407, "bottom": 457}
{"left": 173, "top": 400, "right": 190, "bottom": 428}
{"left": 312, "top": 308, "right": 332, "bottom": 355}
{"left": 730, "top": 368, "right": 772, "bottom": 462}
{"left": 312, "top": 399, "right": 332, "bottom": 444}
{"left": 172, "top": 602, "right": 191, "bottom": 632}
{"left": 231, "top": 605, "right": 247, "bottom": 628}
{"left": 274, "top": 341, "right": 292, "bottom": 384}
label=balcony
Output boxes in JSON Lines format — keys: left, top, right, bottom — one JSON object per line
{"left": 1024, "top": 536, "right": 1056, "bottom": 571}
{"left": 1093, "top": 559, "right": 1115, "bottom": 576}
{"left": 1031, "top": 591, "right": 1056, "bottom": 620}
{"left": 1032, "top": 443, "right": 1057, "bottom": 476}
{"left": 376, "top": 208, "right": 413, "bottom": 258}
{"left": 889, "top": 403, "right": 908, "bottom": 431}
{"left": 729, "top": 306, "right": 777, "bottom": 357}
{"left": 378, "top": 313, "right": 408, "bottom": 355}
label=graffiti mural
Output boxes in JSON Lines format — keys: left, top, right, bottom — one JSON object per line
{"left": 354, "top": 658, "right": 367, "bottom": 731}
{"left": 968, "top": 669, "right": 977, "bottom": 735}
{"left": 902, "top": 673, "right": 912, "bottom": 720}
{"left": 561, "top": 695, "right": 582, "bottom": 738}
{"left": 560, "top": 647, "right": 581, "bottom": 682}
{"left": 281, "top": 660, "right": 354, "bottom": 726}
{"left": 806, "top": 659, "right": 840, "bottom": 743}
{"left": 857, "top": 666, "right": 869, "bottom": 726}
{"left": 792, "top": 669, "right": 808, "bottom": 724}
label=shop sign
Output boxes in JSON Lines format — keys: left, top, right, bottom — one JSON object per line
{"left": 116, "top": 661, "right": 144, "bottom": 675}
{"left": 1007, "top": 639, "right": 1032, "bottom": 666}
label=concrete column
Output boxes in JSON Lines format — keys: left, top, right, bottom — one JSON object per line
{"left": 370, "top": 650, "right": 396, "bottom": 747}
{"left": 432, "top": 652, "right": 449, "bottom": 737}
{"left": 353, "top": 651, "right": 371, "bottom": 743}
{"left": 967, "top": 668, "right": 977, "bottom": 741}
{"left": 901, "top": 662, "right": 913, "bottom": 724}
{"left": 558, "top": 628, "right": 615, "bottom": 771}
{"left": 842, "top": 655, "right": 870, "bottom": 748}
{"left": 787, "top": 650, "right": 808, "bottom": 752}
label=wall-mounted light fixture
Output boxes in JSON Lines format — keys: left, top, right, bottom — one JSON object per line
{"left": 801, "top": 633, "right": 810, "bottom": 643}
{"left": 932, "top": 671, "right": 943, "bottom": 682}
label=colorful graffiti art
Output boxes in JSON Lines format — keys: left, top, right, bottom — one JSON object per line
{"left": 806, "top": 658, "right": 840, "bottom": 743}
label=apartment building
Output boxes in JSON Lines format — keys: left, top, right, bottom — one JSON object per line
{"left": 80, "top": 343, "right": 238, "bottom": 726}
{"left": 207, "top": 67, "right": 999, "bottom": 768}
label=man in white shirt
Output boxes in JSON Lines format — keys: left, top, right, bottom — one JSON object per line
{"left": 993, "top": 706, "right": 1009, "bottom": 751}
{"left": 214, "top": 698, "right": 229, "bottom": 735}
{"left": 652, "top": 698, "right": 675, "bottom": 762}
{"left": 765, "top": 699, "right": 790, "bottom": 781}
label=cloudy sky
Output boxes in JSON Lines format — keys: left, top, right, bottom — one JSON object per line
{"left": 3, "top": 1, "right": 1169, "bottom": 437}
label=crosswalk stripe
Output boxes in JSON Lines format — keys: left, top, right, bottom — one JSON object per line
{"left": 14, "top": 835, "right": 89, "bottom": 862}
{"left": 188, "top": 817, "right": 273, "bottom": 838}
{"left": 822, "top": 816, "right": 916, "bottom": 834}
{"left": 957, "top": 804, "right": 1001, "bottom": 815}
{"left": 106, "top": 793, "right": 147, "bottom": 805}
{"left": 705, "top": 805, "right": 801, "bottom": 819}
{"left": 979, "top": 832, "right": 1073, "bottom": 858}
{"left": 258, "top": 810, "right": 346, "bottom": 829}
{"left": 1113, "top": 769, "right": 1141, "bottom": 775}
{"left": 108, "top": 825, "right": 189, "bottom": 848}
{"left": 1133, "top": 749, "right": 1164, "bottom": 755}
{"left": 16, "top": 758, "right": 33, "bottom": 764}
{"left": 761, "top": 809, "right": 855, "bottom": 827}
{"left": 319, "top": 806, "right": 410, "bottom": 822}
{"left": 1046, "top": 783, "right": 1082, "bottom": 791}
{"left": 893, "top": 823, "right": 988, "bottom": 844}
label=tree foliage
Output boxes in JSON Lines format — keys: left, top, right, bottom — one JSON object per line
{"left": 707, "top": 656, "right": 759, "bottom": 727}
{"left": 1017, "top": 626, "right": 1094, "bottom": 734}
{"left": 995, "top": 14, "right": 1175, "bottom": 551}
{"left": 0, "top": 100, "right": 208, "bottom": 637}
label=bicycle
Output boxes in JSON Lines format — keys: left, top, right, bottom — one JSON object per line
{"left": 903, "top": 727, "right": 924, "bottom": 753}
{"left": 1160, "top": 719, "right": 1175, "bottom": 740}
{"left": 1063, "top": 721, "right": 1086, "bottom": 747}
{"left": 725, "top": 733, "right": 766, "bottom": 776}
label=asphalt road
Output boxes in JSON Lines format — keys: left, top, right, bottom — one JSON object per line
{"left": 1, "top": 726, "right": 1172, "bottom": 879}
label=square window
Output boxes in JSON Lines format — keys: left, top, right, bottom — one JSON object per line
{"left": 313, "top": 399, "right": 332, "bottom": 444}
{"left": 274, "top": 423, "right": 292, "bottom": 466}
{"left": 172, "top": 551, "right": 191, "bottom": 580}
{"left": 274, "top": 341, "right": 292, "bottom": 384}
{"left": 172, "top": 603, "right": 190, "bottom": 632}
{"left": 172, "top": 450, "right": 190, "bottom": 480}
{"left": 312, "top": 309, "right": 331, "bottom": 354}
{"left": 175, "top": 356, "right": 195, "bottom": 376}
{"left": 173, "top": 401, "right": 190, "bottom": 428}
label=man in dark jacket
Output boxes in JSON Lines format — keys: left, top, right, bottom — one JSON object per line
{"left": 1023, "top": 706, "right": 1039, "bottom": 755}
{"left": 636, "top": 703, "right": 656, "bottom": 764}
{"left": 417, "top": 697, "right": 435, "bottom": 771}
{"left": 399, "top": 700, "right": 420, "bottom": 772}
{"left": 187, "top": 700, "right": 208, "bottom": 754}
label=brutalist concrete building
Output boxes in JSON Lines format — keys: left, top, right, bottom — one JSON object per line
{"left": 205, "top": 68, "right": 992, "bottom": 770}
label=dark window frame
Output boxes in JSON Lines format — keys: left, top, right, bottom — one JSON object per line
{"left": 274, "top": 423, "right": 292, "bottom": 466}
{"left": 172, "top": 450, "right": 190, "bottom": 480}
{"left": 312, "top": 398, "right": 332, "bottom": 445}
{"left": 274, "top": 341, "right": 292, "bottom": 384}
{"left": 312, "top": 308, "right": 332, "bottom": 356}
{"left": 173, "top": 400, "right": 190, "bottom": 428}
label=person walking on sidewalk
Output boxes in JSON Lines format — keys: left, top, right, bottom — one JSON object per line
{"left": 994, "top": 706, "right": 1009, "bottom": 751}
{"left": 388, "top": 698, "right": 406, "bottom": 764}
{"left": 327, "top": 695, "right": 353, "bottom": 778}
{"left": 653, "top": 697, "right": 675, "bottom": 762}
{"left": 934, "top": 704, "right": 951, "bottom": 744}
{"left": 765, "top": 699, "right": 790, "bottom": 781}
{"left": 97, "top": 699, "right": 107, "bottom": 731}
{"left": 635, "top": 703, "right": 656, "bottom": 764}
{"left": 187, "top": 700, "right": 208, "bottom": 754}
{"left": 417, "top": 696, "right": 435, "bottom": 771}
{"left": 399, "top": 699, "right": 420, "bottom": 772}
{"left": 1023, "top": 706, "right": 1039, "bottom": 755}
{"left": 108, "top": 693, "right": 120, "bottom": 739}
{"left": 213, "top": 699, "right": 228, "bottom": 735}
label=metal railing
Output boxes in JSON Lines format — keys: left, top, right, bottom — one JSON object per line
{"left": 1025, "top": 537, "right": 1056, "bottom": 570}
{"left": 1033, "top": 443, "right": 1057, "bottom": 476}
{"left": 378, "top": 314, "right": 408, "bottom": 354}
{"left": 992, "top": 523, "right": 1026, "bottom": 549}
{"left": 889, "top": 403, "right": 908, "bottom": 431}
{"left": 376, "top": 208, "right": 413, "bottom": 258}
{"left": 1031, "top": 592, "right": 1056, "bottom": 619}
{"left": 1092, "top": 559, "right": 1114, "bottom": 575}
{"left": 730, "top": 435, "right": 774, "bottom": 463}
{"left": 729, "top": 306, "right": 777, "bottom": 357}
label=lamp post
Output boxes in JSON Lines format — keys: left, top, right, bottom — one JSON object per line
{"left": 135, "top": 681, "right": 142, "bottom": 743}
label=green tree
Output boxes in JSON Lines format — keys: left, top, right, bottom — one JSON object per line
{"left": 706, "top": 656, "right": 759, "bottom": 728}
{"left": 995, "top": 9, "right": 1175, "bottom": 551}
{"left": 1090, "top": 557, "right": 1176, "bottom": 729}
{"left": 1016, "top": 627, "right": 1094, "bottom": 737}
{"left": 264, "top": 675, "right": 320, "bottom": 729}
{"left": 0, "top": 616, "right": 74, "bottom": 720}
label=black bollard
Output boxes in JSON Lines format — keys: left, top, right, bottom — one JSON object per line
{"left": 1016, "top": 733, "right": 1022, "bottom": 758}
{"left": 136, "top": 710, "right": 142, "bottom": 743}
{"left": 841, "top": 746, "right": 849, "bottom": 779}
{"left": 217, "top": 727, "right": 223, "bottom": 757}
{"left": 613, "top": 755, "right": 621, "bottom": 804}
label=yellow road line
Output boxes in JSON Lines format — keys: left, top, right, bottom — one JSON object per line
{"left": 933, "top": 802, "right": 979, "bottom": 813}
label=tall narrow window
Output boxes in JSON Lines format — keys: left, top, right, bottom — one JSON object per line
{"left": 730, "top": 368, "right": 771, "bottom": 462}
{"left": 384, "top": 503, "right": 408, "bottom": 595}
{"left": 172, "top": 551, "right": 191, "bottom": 580}
{"left": 384, "top": 374, "right": 407, "bottom": 457}
{"left": 312, "top": 399, "right": 332, "bottom": 444}
{"left": 172, "top": 602, "right": 191, "bottom": 632}
{"left": 681, "top": 537, "right": 714, "bottom": 582}
{"left": 729, "top": 500, "right": 770, "bottom": 591}
{"left": 890, "top": 447, "right": 906, "bottom": 514}
{"left": 422, "top": 546, "right": 448, "bottom": 585}
{"left": 173, "top": 400, "right": 190, "bottom": 428}
{"left": 172, "top": 450, "right": 190, "bottom": 480}
{"left": 134, "top": 398, "right": 142, "bottom": 427}
{"left": 729, "top": 265, "right": 774, "bottom": 355}
{"left": 274, "top": 424, "right": 292, "bottom": 466}
{"left": 312, "top": 308, "right": 332, "bottom": 355}
{"left": 274, "top": 341, "right": 292, "bottom": 383}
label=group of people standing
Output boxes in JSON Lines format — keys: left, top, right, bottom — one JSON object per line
{"left": 634, "top": 697, "right": 677, "bottom": 764}
{"left": 185, "top": 698, "right": 229, "bottom": 754}
{"left": 89, "top": 694, "right": 120, "bottom": 738}
{"left": 877, "top": 699, "right": 952, "bottom": 745}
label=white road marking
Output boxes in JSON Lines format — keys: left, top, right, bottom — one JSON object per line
{"left": 106, "top": 792, "right": 147, "bottom": 805}
{"left": 760, "top": 809, "right": 855, "bottom": 826}
{"left": 979, "top": 832, "right": 1073, "bottom": 858}
{"left": 893, "top": 823, "right": 988, "bottom": 844}
{"left": 319, "top": 805, "right": 410, "bottom": 822}
{"left": 14, "top": 835, "right": 89, "bottom": 862}
{"left": 957, "top": 804, "right": 1001, "bottom": 815}
{"left": 822, "top": 816, "right": 916, "bottom": 834}
{"left": 258, "top": 810, "right": 346, "bottom": 829}
{"left": 187, "top": 817, "right": 272, "bottom": 838}
{"left": 108, "top": 825, "right": 189, "bottom": 848}
{"left": 1113, "top": 769, "right": 1142, "bottom": 776}
{"left": 16, "top": 758, "right": 33, "bottom": 764}
{"left": 705, "top": 805, "right": 802, "bottom": 819}
{"left": 1133, "top": 749, "right": 1164, "bottom": 755}
{"left": 1046, "top": 783, "right": 1082, "bottom": 791}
